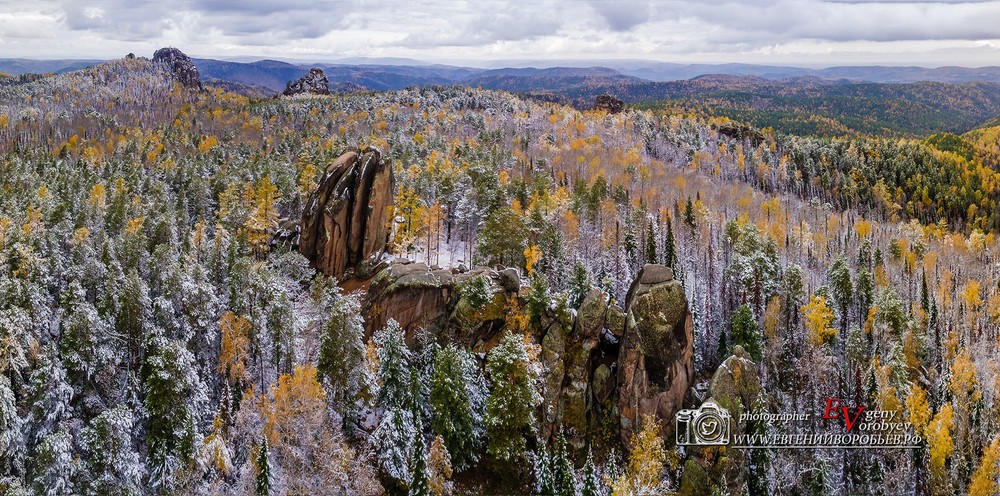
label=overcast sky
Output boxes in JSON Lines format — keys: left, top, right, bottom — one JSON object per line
{"left": 2, "top": 0, "right": 1000, "bottom": 67}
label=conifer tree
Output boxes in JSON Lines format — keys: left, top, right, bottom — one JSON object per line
{"left": 32, "top": 429, "right": 77, "bottom": 496}
{"left": 377, "top": 319, "right": 413, "bottom": 409}
{"left": 568, "top": 260, "right": 590, "bottom": 309}
{"left": 526, "top": 274, "right": 549, "bottom": 329}
{"left": 683, "top": 197, "right": 696, "bottom": 231}
{"left": 429, "top": 344, "right": 485, "bottom": 471}
{"left": 535, "top": 446, "right": 555, "bottom": 495}
{"left": 645, "top": 223, "right": 657, "bottom": 265}
{"left": 81, "top": 405, "right": 144, "bottom": 496}
{"left": 581, "top": 447, "right": 602, "bottom": 496}
{"left": 730, "top": 304, "right": 762, "bottom": 361}
{"left": 662, "top": 214, "right": 676, "bottom": 270}
{"left": 317, "top": 290, "right": 365, "bottom": 411}
{"left": 485, "top": 332, "right": 540, "bottom": 468}
{"left": 409, "top": 429, "right": 431, "bottom": 496}
{"left": 255, "top": 437, "right": 272, "bottom": 496}
{"left": 827, "top": 254, "right": 853, "bottom": 334}
{"left": 553, "top": 431, "right": 575, "bottom": 496}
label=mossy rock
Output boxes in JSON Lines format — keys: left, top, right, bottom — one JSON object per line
{"left": 708, "top": 345, "right": 761, "bottom": 430}
{"left": 677, "top": 459, "right": 710, "bottom": 496}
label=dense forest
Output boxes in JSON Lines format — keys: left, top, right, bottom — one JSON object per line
{"left": 3, "top": 54, "right": 1000, "bottom": 496}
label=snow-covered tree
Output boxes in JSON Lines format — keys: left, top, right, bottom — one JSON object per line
{"left": 485, "top": 331, "right": 541, "bottom": 468}
{"left": 430, "top": 344, "right": 485, "bottom": 471}
{"left": 255, "top": 437, "right": 272, "bottom": 496}
{"left": 32, "top": 429, "right": 77, "bottom": 496}
{"left": 553, "top": 431, "right": 575, "bottom": 496}
{"left": 376, "top": 319, "right": 413, "bottom": 409}
{"left": 371, "top": 408, "right": 417, "bottom": 487}
{"left": 317, "top": 289, "right": 365, "bottom": 412}
{"left": 142, "top": 332, "right": 207, "bottom": 488}
{"left": 535, "top": 446, "right": 554, "bottom": 495}
{"left": 581, "top": 447, "right": 603, "bottom": 496}
{"left": 81, "top": 405, "right": 144, "bottom": 496}
{"left": 409, "top": 428, "right": 431, "bottom": 496}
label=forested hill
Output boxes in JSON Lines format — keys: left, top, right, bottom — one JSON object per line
{"left": 4, "top": 54, "right": 1000, "bottom": 495}
{"left": 537, "top": 76, "right": 1000, "bottom": 138}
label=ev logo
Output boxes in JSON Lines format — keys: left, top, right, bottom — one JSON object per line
{"left": 676, "top": 399, "right": 732, "bottom": 446}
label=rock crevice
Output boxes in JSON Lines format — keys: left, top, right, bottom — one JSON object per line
{"left": 299, "top": 147, "right": 394, "bottom": 279}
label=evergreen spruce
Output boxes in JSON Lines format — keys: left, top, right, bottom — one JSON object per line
{"left": 377, "top": 319, "right": 413, "bottom": 409}
{"left": 663, "top": 214, "right": 676, "bottom": 269}
{"left": 409, "top": 429, "right": 431, "bottom": 496}
{"left": 569, "top": 261, "right": 590, "bottom": 309}
{"left": 730, "top": 304, "right": 762, "bottom": 361}
{"left": 526, "top": 274, "right": 549, "bottom": 328}
{"left": 535, "top": 446, "right": 555, "bottom": 495}
{"left": 581, "top": 447, "right": 601, "bottom": 496}
{"left": 429, "top": 344, "right": 485, "bottom": 471}
{"left": 255, "top": 437, "right": 272, "bottom": 496}
{"left": 645, "top": 223, "right": 657, "bottom": 264}
{"left": 553, "top": 431, "right": 575, "bottom": 496}
{"left": 683, "top": 197, "right": 696, "bottom": 231}
{"left": 485, "top": 332, "right": 540, "bottom": 469}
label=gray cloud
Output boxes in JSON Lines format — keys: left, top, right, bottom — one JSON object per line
{"left": 587, "top": 0, "right": 653, "bottom": 31}
{"left": 1, "top": 0, "right": 999, "bottom": 65}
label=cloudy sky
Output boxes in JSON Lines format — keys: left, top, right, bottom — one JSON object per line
{"left": 2, "top": 0, "right": 1000, "bottom": 67}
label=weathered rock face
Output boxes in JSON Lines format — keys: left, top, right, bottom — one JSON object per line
{"left": 708, "top": 345, "right": 761, "bottom": 427}
{"left": 361, "top": 262, "right": 515, "bottom": 345}
{"left": 152, "top": 47, "right": 201, "bottom": 88}
{"left": 677, "top": 346, "right": 761, "bottom": 495}
{"left": 617, "top": 264, "right": 694, "bottom": 445}
{"left": 282, "top": 68, "right": 331, "bottom": 96}
{"left": 540, "top": 286, "right": 625, "bottom": 451}
{"left": 299, "top": 147, "right": 394, "bottom": 279}
{"left": 595, "top": 93, "right": 625, "bottom": 114}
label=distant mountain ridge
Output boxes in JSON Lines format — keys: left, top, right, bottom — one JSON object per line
{"left": 7, "top": 54, "right": 1000, "bottom": 138}
{"left": 7, "top": 57, "right": 1000, "bottom": 86}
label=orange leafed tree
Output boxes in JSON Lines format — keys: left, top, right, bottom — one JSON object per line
{"left": 218, "top": 311, "right": 251, "bottom": 385}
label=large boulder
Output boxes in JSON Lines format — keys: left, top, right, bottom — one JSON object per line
{"left": 617, "top": 264, "right": 694, "bottom": 445}
{"left": 282, "top": 68, "right": 331, "bottom": 96}
{"left": 361, "top": 262, "right": 515, "bottom": 345}
{"left": 594, "top": 94, "right": 624, "bottom": 114}
{"left": 299, "top": 147, "right": 394, "bottom": 279}
{"left": 152, "top": 47, "right": 201, "bottom": 88}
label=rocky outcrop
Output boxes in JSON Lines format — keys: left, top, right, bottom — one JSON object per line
{"left": 617, "top": 264, "right": 694, "bottom": 445}
{"left": 361, "top": 262, "right": 515, "bottom": 345}
{"left": 299, "top": 147, "right": 394, "bottom": 279}
{"left": 677, "top": 347, "right": 761, "bottom": 496}
{"left": 594, "top": 94, "right": 625, "bottom": 114}
{"left": 152, "top": 47, "right": 201, "bottom": 88}
{"left": 282, "top": 68, "right": 331, "bottom": 96}
{"left": 360, "top": 260, "right": 693, "bottom": 450}
{"left": 540, "top": 287, "right": 624, "bottom": 450}
{"left": 708, "top": 345, "right": 761, "bottom": 427}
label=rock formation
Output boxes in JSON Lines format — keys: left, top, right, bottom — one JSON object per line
{"left": 152, "top": 47, "right": 201, "bottom": 89}
{"left": 540, "top": 287, "right": 624, "bottom": 449}
{"left": 359, "top": 260, "right": 694, "bottom": 450}
{"left": 677, "top": 346, "right": 761, "bottom": 495}
{"left": 594, "top": 93, "right": 625, "bottom": 114}
{"left": 708, "top": 345, "right": 761, "bottom": 427}
{"left": 617, "top": 264, "right": 694, "bottom": 445}
{"left": 299, "top": 147, "right": 394, "bottom": 279}
{"left": 361, "top": 262, "right": 516, "bottom": 344}
{"left": 283, "top": 68, "right": 331, "bottom": 96}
